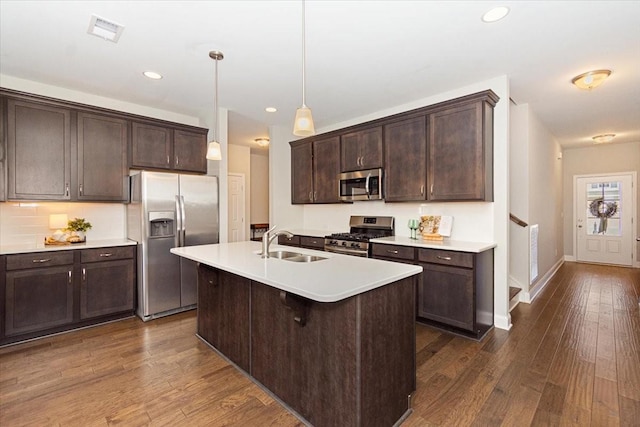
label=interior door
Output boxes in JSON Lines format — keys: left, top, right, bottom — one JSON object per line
{"left": 228, "top": 173, "right": 245, "bottom": 242}
{"left": 576, "top": 174, "right": 634, "bottom": 266}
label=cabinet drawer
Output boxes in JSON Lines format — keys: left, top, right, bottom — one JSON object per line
{"left": 418, "top": 248, "right": 473, "bottom": 268}
{"left": 371, "top": 244, "right": 415, "bottom": 261}
{"left": 6, "top": 251, "right": 74, "bottom": 270}
{"left": 278, "top": 235, "right": 301, "bottom": 246}
{"left": 299, "top": 236, "right": 324, "bottom": 250}
{"left": 81, "top": 246, "right": 135, "bottom": 263}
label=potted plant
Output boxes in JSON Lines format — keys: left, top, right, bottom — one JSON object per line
{"left": 66, "top": 217, "right": 92, "bottom": 243}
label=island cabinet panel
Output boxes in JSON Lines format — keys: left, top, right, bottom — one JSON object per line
{"left": 250, "top": 277, "right": 415, "bottom": 427}
{"left": 6, "top": 99, "right": 72, "bottom": 200}
{"left": 383, "top": 116, "right": 427, "bottom": 202}
{"left": 340, "top": 126, "right": 383, "bottom": 172}
{"left": 428, "top": 100, "right": 493, "bottom": 201}
{"left": 197, "top": 265, "right": 250, "bottom": 372}
{"left": 77, "top": 112, "right": 129, "bottom": 201}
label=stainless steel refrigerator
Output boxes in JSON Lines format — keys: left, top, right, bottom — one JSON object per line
{"left": 127, "top": 171, "right": 219, "bottom": 321}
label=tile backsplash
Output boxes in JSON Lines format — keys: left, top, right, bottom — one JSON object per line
{"left": 0, "top": 202, "right": 126, "bottom": 246}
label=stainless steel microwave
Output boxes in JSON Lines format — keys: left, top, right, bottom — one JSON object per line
{"left": 338, "top": 168, "right": 383, "bottom": 201}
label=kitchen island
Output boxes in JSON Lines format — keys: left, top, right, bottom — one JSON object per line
{"left": 171, "top": 241, "right": 422, "bottom": 427}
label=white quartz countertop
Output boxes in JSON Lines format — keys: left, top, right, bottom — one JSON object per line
{"left": 370, "top": 236, "right": 496, "bottom": 253}
{"left": 0, "top": 238, "right": 137, "bottom": 255}
{"left": 170, "top": 241, "right": 422, "bottom": 303}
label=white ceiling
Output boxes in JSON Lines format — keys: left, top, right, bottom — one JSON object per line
{"left": 1, "top": 1, "right": 639, "bottom": 152}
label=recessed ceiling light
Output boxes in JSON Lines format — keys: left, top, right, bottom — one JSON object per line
{"left": 592, "top": 134, "right": 616, "bottom": 144}
{"left": 265, "top": 107, "right": 277, "bottom": 113}
{"left": 143, "top": 71, "right": 163, "bottom": 80}
{"left": 87, "top": 14, "right": 125, "bottom": 43}
{"left": 572, "top": 70, "right": 611, "bottom": 90}
{"left": 255, "top": 138, "right": 270, "bottom": 147}
{"left": 482, "top": 6, "right": 510, "bottom": 23}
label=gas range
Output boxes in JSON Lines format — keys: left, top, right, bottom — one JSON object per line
{"left": 324, "top": 216, "right": 394, "bottom": 257}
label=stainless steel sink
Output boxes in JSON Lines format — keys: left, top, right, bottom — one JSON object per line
{"left": 286, "top": 254, "right": 327, "bottom": 263}
{"left": 268, "top": 250, "right": 301, "bottom": 259}
{"left": 267, "top": 251, "right": 327, "bottom": 263}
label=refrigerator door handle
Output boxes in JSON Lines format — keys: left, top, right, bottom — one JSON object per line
{"left": 175, "top": 195, "right": 183, "bottom": 247}
{"left": 179, "top": 195, "right": 186, "bottom": 247}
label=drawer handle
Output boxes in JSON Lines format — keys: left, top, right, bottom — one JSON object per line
{"left": 387, "top": 250, "right": 399, "bottom": 254}
{"left": 436, "top": 255, "right": 452, "bottom": 261}
{"left": 99, "top": 253, "right": 113, "bottom": 257}
{"left": 32, "top": 258, "right": 51, "bottom": 263}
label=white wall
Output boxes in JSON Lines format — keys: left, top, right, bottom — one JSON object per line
{"left": 228, "top": 144, "right": 251, "bottom": 241}
{"left": 562, "top": 141, "right": 640, "bottom": 264}
{"left": 270, "top": 76, "right": 512, "bottom": 330}
{"left": 250, "top": 152, "right": 269, "bottom": 224}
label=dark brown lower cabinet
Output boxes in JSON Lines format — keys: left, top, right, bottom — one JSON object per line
{"left": 197, "top": 265, "right": 250, "bottom": 372}
{"left": 1, "top": 245, "right": 136, "bottom": 346}
{"left": 196, "top": 263, "right": 416, "bottom": 427}
{"left": 5, "top": 264, "right": 74, "bottom": 336}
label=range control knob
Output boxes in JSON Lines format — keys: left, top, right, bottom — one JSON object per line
{"left": 350, "top": 242, "right": 360, "bottom": 248}
{"left": 341, "top": 241, "right": 347, "bottom": 246}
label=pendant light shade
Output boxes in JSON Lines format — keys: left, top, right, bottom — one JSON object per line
{"left": 293, "top": 0, "right": 315, "bottom": 137}
{"left": 207, "top": 50, "right": 224, "bottom": 161}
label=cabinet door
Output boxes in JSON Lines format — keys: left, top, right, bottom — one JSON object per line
{"left": 5, "top": 266, "right": 74, "bottom": 336}
{"left": 340, "top": 127, "right": 382, "bottom": 172}
{"left": 173, "top": 129, "right": 206, "bottom": 173}
{"left": 7, "top": 99, "right": 71, "bottom": 200}
{"left": 77, "top": 112, "right": 129, "bottom": 201}
{"left": 428, "top": 101, "right": 491, "bottom": 201}
{"left": 131, "top": 122, "right": 172, "bottom": 170}
{"left": 418, "top": 262, "right": 474, "bottom": 331}
{"left": 197, "top": 266, "right": 250, "bottom": 372}
{"left": 291, "top": 141, "right": 313, "bottom": 204}
{"left": 0, "top": 98, "right": 5, "bottom": 201}
{"left": 312, "top": 136, "right": 341, "bottom": 203}
{"left": 383, "top": 117, "right": 427, "bottom": 201}
{"left": 80, "top": 260, "right": 135, "bottom": 319}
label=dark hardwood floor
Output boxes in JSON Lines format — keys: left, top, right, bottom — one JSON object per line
{"left": 1, "top": 262, "right": 638, "bottom": 426}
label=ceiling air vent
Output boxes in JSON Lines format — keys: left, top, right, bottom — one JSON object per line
{"left": 87, "top": 14, "right": 124, "bottom": 43}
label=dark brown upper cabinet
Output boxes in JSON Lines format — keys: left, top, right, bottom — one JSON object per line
{"left": 291, "top": 136, "right": 341, "bottom": 204}
{"left": 383, "top": 116, "right": 427, "bottom": 202}
{"left": 131, "top": 122, "right": 207, "bottom": 174}
{"left": 340, "top": 126, "right": 382, "bottom": 172}
{"left": 428, "top": 99, "right": 494, "bottom": 201}
{"left": 6, "top": 99, "right": 72, "bottom": 200}
{"left": 77, "top": 112, "right": 129, "bottom": 202}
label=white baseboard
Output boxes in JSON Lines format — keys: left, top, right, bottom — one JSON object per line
{"left": 494, "top": 314, "right": 512, "bottom": 331}
{"left": 522, "top": 258, "right": 564, "bottom": 303}
{"left": 564, "top": 255, "right": 576, "bottom": 262}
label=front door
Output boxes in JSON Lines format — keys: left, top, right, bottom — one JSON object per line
{"left": 576, "top": 174, "right": 634, "bottom": 266}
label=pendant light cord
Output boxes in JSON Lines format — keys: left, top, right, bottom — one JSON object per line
{"left": 301, "top": 0, "right": 306, "bottom": 108}
{"left": 214, "top": 56, "right": 219, "bottom": 141}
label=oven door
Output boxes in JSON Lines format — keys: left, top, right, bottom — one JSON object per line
{"left": 338, "top": 168, "right": 383, "bottom": 201}
{"left": 324, "top": 245, "right": 369, "bottom": 257}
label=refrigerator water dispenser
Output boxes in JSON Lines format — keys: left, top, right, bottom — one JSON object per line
{"left": 149, "top": 212, "right": 175, "bottom": 238}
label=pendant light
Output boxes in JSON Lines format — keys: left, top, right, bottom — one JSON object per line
{"left": 206, "top": 51, "right": 224, "bottom": 160}
{"left": 293, "top": 0, "right": 315, "bottom": 136}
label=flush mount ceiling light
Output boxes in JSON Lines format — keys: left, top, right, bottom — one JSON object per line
{"left": 87, "top": 14, "right": 124, "bottom": 43}
{"left": 265, "top": 107, "right": 277, "bottom": 113}
{"left": 255, "top": 138, "right": 270, "bottom": 147}
{"left": 592, "top": 134, "right": 616, "bottom": 144}
{"left": 143, "top": 71, "right": 162, "bottom": 80}
{"left": 293, "top": 0, "right": 315, "bottom": 137}
{"left": 206, "top": 51, "right": 224, "bottom": 161}
{"left": 572, "top": 69, "right": 611, "bottom": 90}
{"left": 482, "top": 6, "right": 510, "bottom": 23}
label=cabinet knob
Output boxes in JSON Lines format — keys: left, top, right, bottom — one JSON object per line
{"left": 99, "top": 253, "right": 113, "bottom": 257}
{"left": 32, "top": 258, "right": 51, "bottom": 263}
{"left": 65, "top": 183, "right": 70, "bottom": 197}
{"left": 79, "top": 183, "right": 83, "bottom": 196}
{"left": 175, "top": 156, "right": 179, "bottom": 166}
{"left": 68, "top": 270, "right": 73, "bottom": 285}
{"left": 82, "top": 267, "right": 86, "bottom": 282}
{"left": 387, "top": 250, "right": 399, "bottom": 254}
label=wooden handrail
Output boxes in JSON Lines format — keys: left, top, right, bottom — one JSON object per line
{"left": 510, "top": 213, "right": 528, "bottom": 228}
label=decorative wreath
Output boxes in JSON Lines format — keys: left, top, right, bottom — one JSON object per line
{"left": 589, "top": 199, "right": 618, "bottom": 218}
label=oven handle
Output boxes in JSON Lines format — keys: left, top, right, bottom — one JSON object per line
{"left": 324, "top": 245, "right": 369, "bottom": 257}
